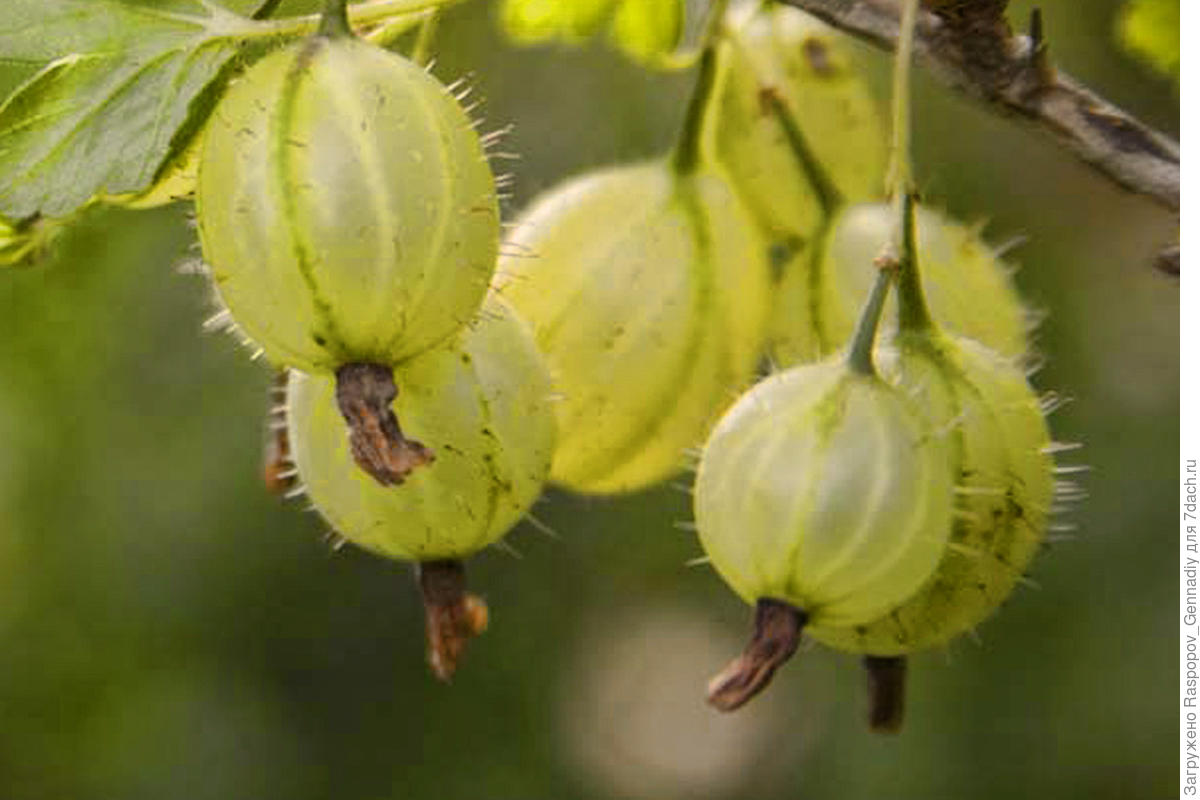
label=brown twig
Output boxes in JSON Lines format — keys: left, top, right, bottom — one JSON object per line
{"left": 775, "top": 0, "right": 1179, "bottom": 213}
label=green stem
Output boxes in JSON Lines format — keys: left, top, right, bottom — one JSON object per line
{"left": 846, "top": 266, "right": 893, "bottom": 376}
{"left": 652, "top": 0, "right": 731, "bottom": 71}
{"left": 887, "top": 0, "right": 919, "bottom": 197}
{"left": 893, "top": 191, "right": 932, "bottom": 332}
{"left": 887, "top": 0, "right": 933, "bottom": 335}
{"left": 319, "top": 0, "right": 353, "bottom": 37}
{"left": 409, "top": 10, "right": 440, "bottom": 64}
{"left": 671, "top": 45, "right": 721, "bottom": 176}
{"left": 698, "top": 0, "right": 732, "bottom": 52}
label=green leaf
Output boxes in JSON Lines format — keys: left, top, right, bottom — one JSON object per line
{"left": 0, "top": 0, "right": 454, "bottom": 220}
{"left": 0, "top": 0, "right": 237, "bottom": 66}
{"left": 0, "top": 0, "right": 263, "bottom": 218}
{"left": 608, "top": 0, "right": 683, "bottom": 64}
{"left": 1117, "top": 0, "right": 1179, "bottom": 81}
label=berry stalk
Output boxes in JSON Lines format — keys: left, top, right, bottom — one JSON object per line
{"left": 863, "top": 655, "right": 907, "bottom": 733}
{"left": 886, "top": 0, "right": 918, "bottom": 198}
{"left": 319, "top": 0, "right": 353, "bottom": 37}
{"left": 886, "top": 0, "right": 935, "bottom": 335}
{"left": 846, "top": 265, "right": 894, "bottom": 376}
{"left": 418, "top": 560, "right": 489, "bottom": 681}
{"left": 671, "top": 46, "right": 721, "bottom": 176}
{"left": 408, "top": 9, "right": 440, "bottom": 65}
{"left": 892, "top": 190, "right": 933, "bottom": 334}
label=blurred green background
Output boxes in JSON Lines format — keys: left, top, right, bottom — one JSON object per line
{"left": 0, "top": 1, "right": 1179, "bottom": 798}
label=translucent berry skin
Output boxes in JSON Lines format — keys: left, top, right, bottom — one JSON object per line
{"left": 496, "top": 161, "right": 770, "bottom": 495}
{"left": 774, "top": 202, "right": 1031, "bottom": 364}
{"left": 812, "top": 333, "right": 1054, "bottom": 653}
{"left": 694, "top": 360, "right": 955, "bottom": 629}
{"left": 197, "top": 35, "right": 499, "bottom": 372}
{"left": 713, "top": 3, "right": 885, "bottom": 252}
{"left": 287, "top": 299, "right": 554, "bottom": 561}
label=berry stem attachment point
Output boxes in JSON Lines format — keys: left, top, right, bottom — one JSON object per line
{"left": 417, "top": 559, "right": 489, "bottom": 681}
{"left": 335, "top": 362, "right": 435, "bottom": 486}
{"left": 319, "top": 0, "right": 353, "bottom": 38}
{"left": 707, "top": 599, "right": 807, "bottom": 712}
{"left": 863, "top": 655, "right": 908, "bottom": 733}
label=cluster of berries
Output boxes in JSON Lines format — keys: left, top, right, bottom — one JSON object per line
{"left": 187, "top": 1, "right": 1069, "bottom": 729}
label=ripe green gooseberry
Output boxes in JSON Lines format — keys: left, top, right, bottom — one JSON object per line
{"left": 811, "top": 331, "right": 1055, "bottom": 655}
{"left": 816, "top": 192, "right": 1060, "bottom": 733}
{"left": 196, "top": 33, "right": 499, "bottom": 373}
{"left": 694, "top": 268, "right": 955, "bottom": 711}
{"left": 694, "top": 363, "right": 955, "bottom": 629}
{"left": 287, "top": 297, "right": 554, "bottom": 563}
{"left": 287, "top": 296, "right": 555, "bottom": 678}
{"left": 495, "top": 160, "right": 770, "bottom": 495}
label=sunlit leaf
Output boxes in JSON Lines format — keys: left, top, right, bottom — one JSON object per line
{"left": 0, "top": 0, "right": 263, "bottom": 218}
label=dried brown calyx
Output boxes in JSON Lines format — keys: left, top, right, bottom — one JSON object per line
{"left": 707, "top": 599, "right": 807, "bottom": 712}
{"left": 706, "top": 600, "right": 913, "bottom": 733}
{"left": 335, "top": 362, "right": 435, "bottom": 486}
{"left": 418, "top": 559, "right": 489, "bottom": 682}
